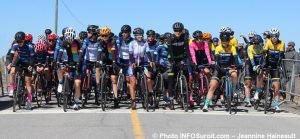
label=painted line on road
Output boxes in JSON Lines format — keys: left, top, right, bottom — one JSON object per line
{"left": 131, "top": 110, "right": 145, "bottom": 139}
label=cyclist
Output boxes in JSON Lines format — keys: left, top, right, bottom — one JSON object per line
{"left": 202, "top": 32, "right": 239, "bottom": 112}
{"left": 25, "top": 34, "right": 34, "bottom": 48}
{"left": 244, "top": 35, "right": 265, "bottom": 107}
{"left": 116, "top": 25, "right": 134, "bottom": 99}
{"left": 167, "top": 22, "right": 191, "bottom": 109}
{"left": 78, "top": 25, "right": 101, "bottom": 103}
{"left": 98, "top": 26, "right": 119, "bottom": 107}
{"left": 56, "top": 27, "right": 82, "bottom": 110}
{"left": 189, "top": 30, "right": 212, "bottom": 105}
{"left": 203, "top": 32, "right": 214, "bottom": 60}
{"left": 128, "top": 27, "right": 152, "bottom": 110}
{"left": 262, "top": 31, "right": 271, "bottom": 44}
{"left": 212, "top": 37, "right": 219, "bottom": 56}
{"left": 45, "top": 29, "right": 52, "bottom": 41}
{"left": 78, "top": 31, "right": 88, "bottom": 44}
{"left": 45, "top": 33, "right": 57, "bottom": 89}
{"left": 264, "top": 28, "right": 285, "bottom": 112}
{"left": 7, "top": 31, "right": 35, "bottom": 109}
{"left": 240, "top": 31, "right": 256, "bottom": 47}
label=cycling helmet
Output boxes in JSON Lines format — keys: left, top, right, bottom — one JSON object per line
{"left": 219, "top": 32, "right": 231, "bottom": 42}
{"left": 164, "top": 32, "right": 172, "bottom": 39}
{"left": 212, "top": 37, "right": 219, "bottom": 42}
{"left": 99, "top": 26, "right": 111, "bottom": 35}
{"left": 37, "top": 34, "right": 47, "bottom": 41}
{"left": 270, "top": 28, "right": 280, "bottom": 37}
{"left": 203, "top": 32, "right": 212, "bottom": 40}
{"left": 173, "top": 22, "right": 184, "bottom": 31}
{"left": 252, "top": 35, "right": 261, "bottom": 44}
{"left": 248, "top": 31, "right": 256, "bottom": 38}
{"left": 64, "top": 27, "right": 76, "bottom": 41}
{"left": 35, "top": 39, "right": 47, "bottom": 53}
{"left": 220, "top": 27, "right": 227, "bottom": 33}
{"left": 158, "top": 34, "right": 165, "bottom": 41}
{"left": 263, "top": 31, "right": 270, "bottom": 36}
{"left": 121, "top": 25, "right": 131, "bottom": 33}
{"left": 192, "top": 30, "right": 203, "bottom": 39}
{"left": 133, "top": 27, "right": 144, "bottom": 35}
{"left": 15, "top": 31, "right": 26, "bottom": 42}
{"left": 146, "top": 30, "right": 156, "bottom": 36}
{"left": 45, "top": 29, "right": 52, "bottom": 35}
{"left": 79, "top": 31, "right": 88, "bottom": 39}
{"left": 48, "top": 33, "right": 57, "bottom": 40}
{"left": 25, "top": 34, "right": 33, "bottom": 41}
{"left": 87, "top": 25, "right": 99, "bottom": 33}
{"left": 62, "top": 27, "right": 68, "bottom": 36}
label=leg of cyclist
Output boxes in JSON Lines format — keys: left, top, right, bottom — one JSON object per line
{"left": 111, "top": 74, "right": 118, "bottom": 99}
{"left": 203, "top": 69, "right": 220, "bottom": 112}
{"left": 128, "top": 66, "right": 136, "bottom": 110}
{"left": 25, "top": 69, "right": 33, "bottom": 110}
{"left": 57, "top": 66, "right": 65, "bottom": 94}
{"left": 9, "top": 67, "right": 16, "bottom": 97}
{"left": 72, "top": 71, "right": 81, "bottom": 110}
{"left": 244, "top": 64, "right": 253, "bottom": 106}
{"left": 271, "top": 69, "right": 281, "bottom": 112}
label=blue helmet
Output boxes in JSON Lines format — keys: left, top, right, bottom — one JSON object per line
{"left": 212, "top": 37, "right": 219, "bottom": 42}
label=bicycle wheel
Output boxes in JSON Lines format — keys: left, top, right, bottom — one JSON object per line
{"left": 81, "top": 75, "right": 89, "bottom": 107}
{"left": 35, "top": 75, "right": 43, "bottom": 107}
{"left": 226, "top": 77, "right": 232, "bottom": 114}
{"left": 63, "top": 76, "right": 70, "bottom": 112}
{"left": 237, "top": 71, "right": 246, "bottom": 102}
{"left": 180, "top": 75, "right": 188, "bottom": 112}
{"left": 100, "top": 72, "right": 107, "bottom": 111}
{"left": 141, "top": 75, "right": 149, "bottom": 112}
{"left": 264, "top": 75, "right": 271, "bottom": 114}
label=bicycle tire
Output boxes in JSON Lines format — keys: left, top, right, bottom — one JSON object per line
{"left": 63, "top": 75, "right": 69, "bottom": 112}
{"left": 35, "top": 75, "right": 43, "bottom": 107}
{"left": 100, "top": 72, "right": 107, "bottom": 111}
{"left": 180, "top": 75, "right": 188, "bottom": 112}
{"left": 141, "top": 74, "right": 149, "bottom": 112}
{"left": 226, "top": 77, "right": 232, "bottom": 114}
{"left": 264, "top": 75, "right": 270, "bottom": 114}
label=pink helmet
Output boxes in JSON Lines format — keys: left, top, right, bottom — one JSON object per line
{"left": 35, "top": 39, "right": 47, "bottom": 53}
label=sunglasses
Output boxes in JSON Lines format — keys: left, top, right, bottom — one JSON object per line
{"left": 101, "top": 35, "right": 109, "bottom": 37}
{"left": 147, "top": 35, "right": 155, "bottom": 38}
{"left": 16, "top": 40, "right": 24, "bottom": 43}
{"left": 48, "top": 40, "right": 55, "bottom": 42}
{"left": 174, "top": 29, "right": 183, "bottom": 32}
{"left": 288, "top": 45, "right": 293, "bottom": 46}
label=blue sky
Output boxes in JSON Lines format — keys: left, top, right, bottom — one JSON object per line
{"left": 1, "top": 0, "right": 299, "bottom": 56}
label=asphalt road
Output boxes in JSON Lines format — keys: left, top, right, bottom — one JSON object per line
{"left": 0, "top": 94, "right": 300, "bottom": 139}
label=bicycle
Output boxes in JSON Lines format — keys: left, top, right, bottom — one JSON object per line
{"left": 152, "top": 65, "right": 167, "bottom": 111}
{"left": 173, "top": 63, "right": 189, "bottom": 112}
{"left": 98, "top": 64, "right": 113, "bottom": 111}
{"left": 116, "top": 63, "right": 129, "bottom": 108}
{"left": 13, "top": 67, "right": 29, "bottom": 112}
{"left": 192, "top": 64, "right": 210, "bottom": 107}
{"left": 81, "top": 62, "right": 96, "bottom": 107}
{"left": 57, "top": 62, "right": 74, "bottom": 112}
{"left": 253, "top": 66, "right": 273, "bottom": 114}
{"left": 222, "top": 66, "right": 239, "bottom": 114}
{"left": 134, "top": 64, "right": 151, "bottom": 112}
{"left": 34, "top": 63, "right": 47, "bottom": 107}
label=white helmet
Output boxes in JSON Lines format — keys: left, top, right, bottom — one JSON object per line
{"left": 270, "top": 28, "right": 280, "bottom": 36}
{"left": 64, "top": 27, "right": 76, "bottom": 41}
{"left": 220, "top": 27, "right": 227, "bottom": 33}
{"left": 225, "top": 27, "right": 232, "bottom": 33}
{"left": 248, "top": 31, "right": 256, "bottom": 38}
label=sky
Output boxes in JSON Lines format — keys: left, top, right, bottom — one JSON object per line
{"left": 0, "top": 0, "right": 299, "bottom": 56}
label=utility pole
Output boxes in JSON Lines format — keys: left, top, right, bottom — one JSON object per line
{"left": 54, "top": 0, "right": 58, "bottom": 34}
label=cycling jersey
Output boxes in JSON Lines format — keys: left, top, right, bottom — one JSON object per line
{"left": 264, "top": 39, "right": 285, "bottom": 65}
{"left": 155, "top": 44, "right": 169, "bottom": 66}
{"left": 145, "top": 41, "right": 158, "bottom": 62}
{"left": 54, "top": 37, "right": 63, "bottom": 61}
{"left": 35, "top": 51, "right": 48, "bottom": 64}
{"left": 98, "top": 40, "right": 117, "bottom": 64}
{"left": 215, "top": 44, "right": 237, "bottom": 67}
{"left": 247, "top": 45, "right": 264, "bottom": 66}
{"left": 116, "top": 36, "right": 134, "bottom": 60}
{"left": 230, "top": 37, "right": 238, "bottom": 48}
{"left": 80, "top": 38, "right": 101, "bottom": 62}
{"left": 10, "top": 44, "right": 35, "bottom": 66}
{"left": 168, "top": 34, "right": 190, "bottom": 62}
{"left": 129, "top": 40, "right": 148, "bottom": 65}
{"left": 209, "top": 42, "right": 216, "bottom": 54}
{"left": 58, "top": 40, "right": 81, "bottom": 63}
{"left": 189, "top": 41, "right": 212, "bottom": 65}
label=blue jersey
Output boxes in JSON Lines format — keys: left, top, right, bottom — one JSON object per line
{"left": 155, "top": 44, "right": 169, "bottom": 66}
{"left": 10, "top": 44, "right": 35, "bottom": 66}
{"left": 145, "top": 41, "right": 158, "bottom": 62}
{"left": 54, "top": 37, "right": 63, "bottom": 61}
{"left": 35, "top": 51, "right": 47, "bottom": 64}
{"left": 80, "top": 38, "right": 101, "bottom": 62}
{"left": 116, "top": 37, "right": 134, "bottom": 60}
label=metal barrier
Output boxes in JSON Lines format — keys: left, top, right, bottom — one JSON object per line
{"left": 279, "top": 59, "right": 300, "bottom": 105}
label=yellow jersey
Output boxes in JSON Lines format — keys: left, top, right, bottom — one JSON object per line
{"left": 264, "top": 39, "right": 285, "bottom": 52}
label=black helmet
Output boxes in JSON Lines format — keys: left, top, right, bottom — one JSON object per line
{"left": 158, "top": 34, "right": 165, "bottom": 40}
{"left": 252, "top": 35, "right": 262, "bottom": 44}
{"left": 62, "top": 27, "right": 68, "bottom": 36}
{"left": 87, "top": 25, "right": 99, "bottom": 33}
{"left": 133, "top": 27, "right": 144, "bottom": 35}
{"left": 173, "top": 22, "right": 184, "bottom": 31}
{"left": 164, "top": 32, "right": 173, "bottom": 39}
{"left": 15, "top": 31, "right": 26, "bottom": 42}
{"left": 192, "top": 30, "right": 203, "bottom": 39}
{"left": 219, "top": 32, "right": 231, "bottom": 42}
{"left": 155, "top": 33, "right": 160, "bottom": 39}
{"left": 45, "top": 29, "right": 52, "bottom": 35}
{"left": 146, "top": 30, "right": 156, "bottom": 36}
{"left": 121, "top": 25, "right": 131, "bottom": 33}
{"left": 79, "top": 31, "right": 88, "bottom": 39}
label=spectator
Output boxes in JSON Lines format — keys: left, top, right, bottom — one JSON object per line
{"left": 285, "top": 41, "right": 299, "bottom": 76}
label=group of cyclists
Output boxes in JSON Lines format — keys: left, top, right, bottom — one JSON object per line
{"left": 6, "top": 22, "right": 286, "bottom": 113}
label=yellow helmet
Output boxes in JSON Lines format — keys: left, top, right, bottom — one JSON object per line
{"left": 99, "top": 26, "right": 111, "bottom": 35}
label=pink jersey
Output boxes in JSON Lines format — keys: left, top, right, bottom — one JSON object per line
{"left": 189, "top": 41, "right": 212, "bottom": 65}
